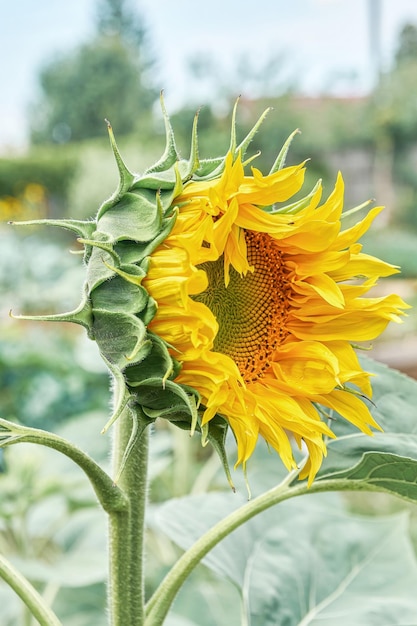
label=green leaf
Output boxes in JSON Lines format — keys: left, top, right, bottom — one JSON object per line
{"left": 318, "top": 451, "right": 417, "bottom": 502}
{"left": 318, "top": 357, "right": 417, "bottom": 483}
{"left": 269, "top": 180, "right": 321, "bottom": 214}
{"left": 242, "top": 511, "right": 417, "bottom": 626}
{"left": 12, "top": 509, "right": 107, "bottom": 587}
{"left": 156, "top": 493, "right": 417, "bottom": 626}
{"left": 156, "top": 491, "right": 330, "bottom": 588}
{"left": 164, "top": 571, "right": 241, "bottom": 626}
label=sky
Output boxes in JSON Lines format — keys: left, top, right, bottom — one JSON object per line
{"left": 1, "top": 0, "right": 417, "bottom": 151}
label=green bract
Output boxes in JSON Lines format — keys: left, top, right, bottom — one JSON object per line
{"left": 12, "top": 97, "right": 276, "bottom": 485}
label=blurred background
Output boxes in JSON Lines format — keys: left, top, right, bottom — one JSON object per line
{"left": 1, "top": 1, "right": 417, "bottom": 624}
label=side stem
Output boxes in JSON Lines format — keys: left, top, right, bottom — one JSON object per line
{"left": 145, "top": 465, "right": 308, "bottom": 626}
{"left": 0, "top": 553, "right": 63, "bottom": 626}
{"left": 108, "top": 409, "right": 149, "bottom": 626}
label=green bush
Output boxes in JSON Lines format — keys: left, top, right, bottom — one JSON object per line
{"left": 0, "top": 147, "right": 78, "bottom": 216}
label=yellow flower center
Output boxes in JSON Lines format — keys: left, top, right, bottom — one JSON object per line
{"left": 195, "top": 231, "right": 290, "bottom": 383}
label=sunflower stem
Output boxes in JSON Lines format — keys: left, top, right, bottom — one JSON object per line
{"left": 0, "top": 553, "right": 63, "bottom": 626}
{"left": 108, "top": 408, "right": 149, "bottom": 626}
{"left": 144, "top": 461, "right": 308, "bottom": 626}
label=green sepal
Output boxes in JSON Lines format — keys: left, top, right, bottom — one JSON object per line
{"left": 130, "top": 169, "right": 179, "bottom": 191}
{"left": 226, "top": 98, "right": 269, "bottom": 162}
{"left": 269, "top": 128, "right": 301, "bottom": 174}
{"left": 78, "top": 237, "right": 122, "bottom": 264}
{"left": 201, "top": 414, "right": 235, "bottom": 491}
{"left": 107, "top": 119, "right": 135, "bottom": 191}
{"left": 97, "top": 190, "right": 163, "bottom": 243}
{"left": 145, "top": 92, "right": 180, "bottom": 174}
{"left": 91, "top": 275, "right": 149, "bottom": 315}
{"left": 193, "top": 157, "right": 224, "bottom": 179}
{"left": 142, "top": 296, "right": 158, "bottom": 325}
{"left": 100, "top": 354, "right": 133, "bottom": 434}
{"left": 9, "top": 218, "right": 96, "bottom": 239}
{"left": 96, "top": 121, "right": 135, "bottom": 219}
{"left": 85, "top": 245, "right": 119, "bottom": 292}
{"left": 162, "top": 162, "right": 184, "bottom": 209}
{"left": 92, "top": 308, "right": 149, "bottom": 369}
{"left": 141, "top": 407, "right": 192, "bottom": 424}
{"left": 124, "top": 333, "right": 176, "bottom": 385}
{"left": 184, "top": 109, "right": 200, "bottom": 179}
{"left": 228, "top": 98, "right": 240, "bottom": 157}
{"left": 235, "top": 106, "right": 271, "bottom": 161}
{"left": 133, "top": 378, "right": 199, "bottom": 426}
{"left": 113, "top": 240, "right": 150, "bottom": 265}
{"left": 191, "top": 105, "right": 271, "bottom": 184}
{"left": 112, "top": 404, "right": 155, "bottom": 484}
{"left": 227, "top": 98, "right": 270, "bottom": 163}
{"left": 102, "top": 262, "right": 147, "bottom": 286}
{"left": 85, "top": 216, "right": 176, "bottom": 294}
{"left": 113, "top": 212, "right": 177, "bottom": 263}
{"left": 341, "top": 198, "right": 375, "bottom": 220}
{"left": 10, "top": 290, "right": 93, "bottom": 335}
{"left": 132, "top": 155, "right": 197, "bottom": 192}
{"left": 269, "top": 180, "right": 322, "bottom": 215}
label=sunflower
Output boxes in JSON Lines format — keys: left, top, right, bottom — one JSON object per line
{"left": 17, "top": 101, "right": 409, "bottom": 485}
{"left": 143, "top": 149, "right": 408, "bottom": 483}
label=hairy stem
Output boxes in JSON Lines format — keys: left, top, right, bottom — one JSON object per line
{"left": 0, "top": 553, "right": 62, "bottom": 626}
{"left": 0, "top": 419, "right": 127, "bottom": 513}
{"left": 108, "top": 409, "right": 149, "bottom": 626}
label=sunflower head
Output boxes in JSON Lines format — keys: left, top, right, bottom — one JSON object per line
{"left": 13, "top": 95, "right": 410, "bottom": 486}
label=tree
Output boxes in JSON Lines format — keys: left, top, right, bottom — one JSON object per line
{"left": 96, "top": 0, "right": 148, "bottom": 50}
{"left": 373, "top": 22, "right": 417, "bottom": 144}
{"left": 30, "top": 0, "right": 157, "bottom": 144}
{"left": 395, "top": 22, "right": 417, "bottom": 67}
{"left": 370, "top": 22, "right": 417, "bottom": 228}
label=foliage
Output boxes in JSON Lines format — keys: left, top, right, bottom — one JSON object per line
{"left": 1, "top": 357, "right": 417, "bottom": 624}
{"left": 372, "top": 23, "right": 417, "bottom": 146}
{"left": 0, "top": 325, "right": 109, "bottom": 430}
{"left": 373, "top": 62, "right": 417, "bottom": 144}
{"left": 361, "top": 229, "right": 417, "bottom": 278}
{"left": 30, "top": 38, "right": 156, "bottom": 144}
{"left": 96, "top": 0, "right": 150, "bottom": 51}
{"left": 155, "top": 357, "right": 417, "bottom": 625}
{"left": 0, "top": 147, "right": 78, "bottom": 213}
{"left": 395, "top": 23, "right": 417, "bottom": 67}
{"left": 30, "top": 0, "right": 157, "bottom": 144}
{"left": 0, "top": 414, "right": 110, "bottom": 626}
{"left": 159, "top": 493, "right": 417, "bottom": 625}
{"left": 0, "top": 227, "right": 109, "bottom": 430}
